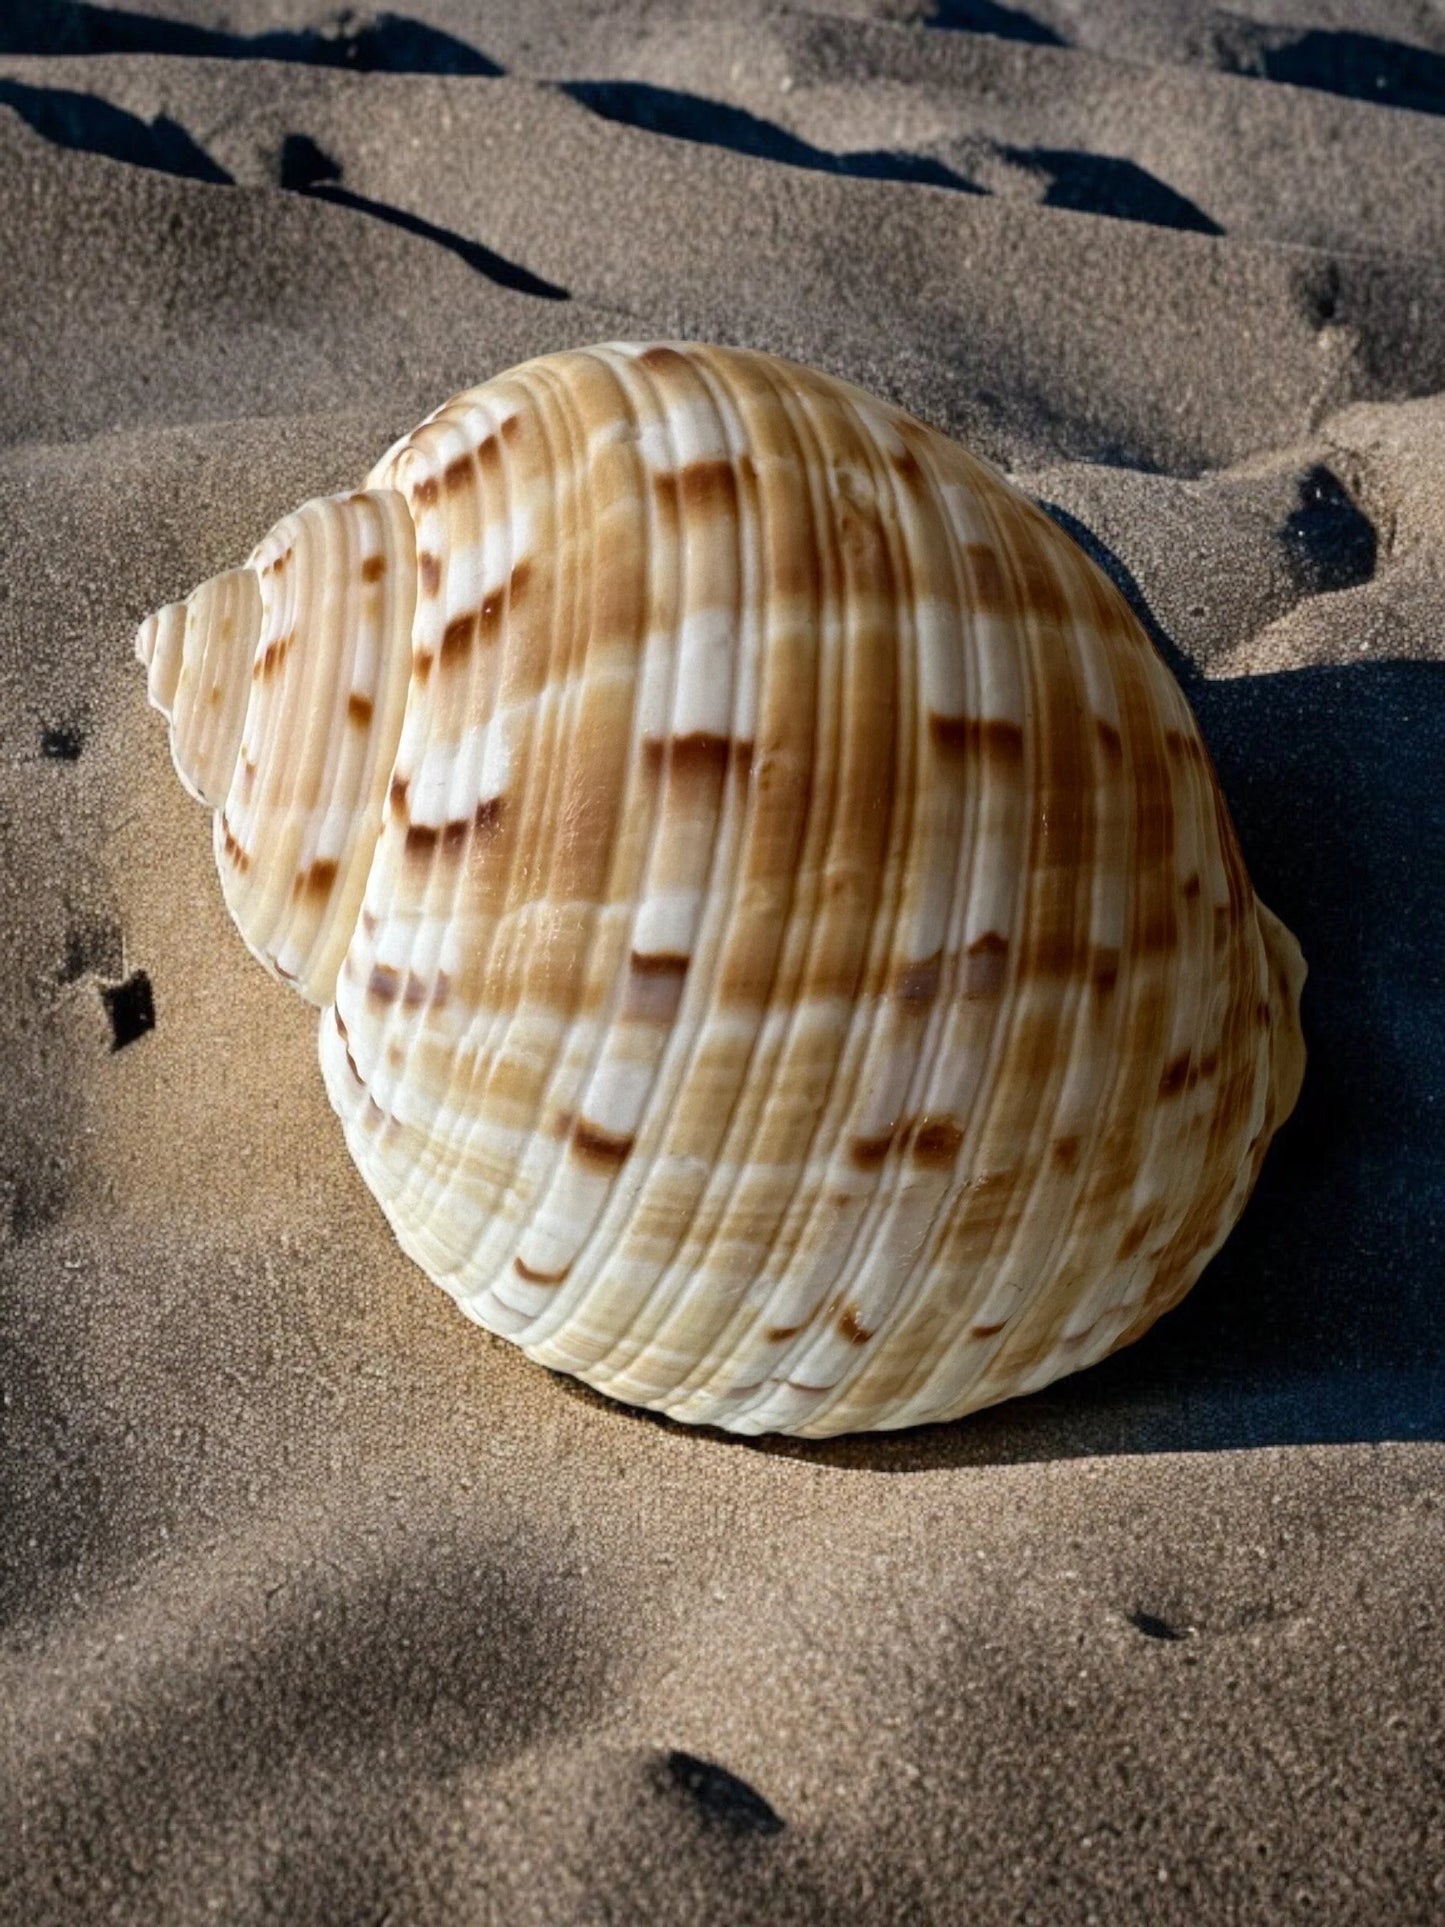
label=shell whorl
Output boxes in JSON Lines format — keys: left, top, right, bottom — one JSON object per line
{"left": 138, "top": 489, "right": 416, "bottom": 1005}
{"left": 139, "top": 341, "right": 1305, "bottom": 1437}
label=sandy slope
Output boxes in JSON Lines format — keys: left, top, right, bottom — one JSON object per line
{"left": 1, "top": 4, "right": 1441, "bottom": 1922}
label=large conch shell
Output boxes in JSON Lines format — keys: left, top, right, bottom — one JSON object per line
{"left": 137, "top": 342, "right": 1305, "bottom": 1437}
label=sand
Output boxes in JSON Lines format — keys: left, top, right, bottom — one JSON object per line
{"left": 1, "top": 3, "right": 1442, "bottom": 1921}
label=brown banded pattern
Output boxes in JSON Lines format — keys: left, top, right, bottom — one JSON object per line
{"left": 138, "top": 342, "right": 1306, "bottom": 1436}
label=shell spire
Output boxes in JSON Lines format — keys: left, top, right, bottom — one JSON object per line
{"left": 137, "top": 341, "right": 1306, "bottom": 1437}
{"left": 137, "top": 488, "right": 417, "bottom": 1006}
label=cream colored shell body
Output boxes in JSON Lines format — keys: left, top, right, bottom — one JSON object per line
{"left": 137, "top": 342, "right": 1305, "bottom": 1437}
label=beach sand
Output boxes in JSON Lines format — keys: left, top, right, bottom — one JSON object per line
{"left": 1, "top": 3, "right": 1442, "bottom": 1920}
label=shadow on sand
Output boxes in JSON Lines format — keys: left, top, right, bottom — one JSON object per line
{"left": 0, "top": 0, "right": 501, "bottom": 71}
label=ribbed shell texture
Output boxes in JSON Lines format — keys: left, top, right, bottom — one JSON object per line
{"left": 140, "top": 343, "right": 1306, "bottom": 1436}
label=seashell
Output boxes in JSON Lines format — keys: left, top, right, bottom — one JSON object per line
{"left": 136, "top": 342, "right": 1305, "bottom": 1437}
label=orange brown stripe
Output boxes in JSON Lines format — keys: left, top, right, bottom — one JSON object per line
{"left": 929, "top": 714, "right": 1026, "bottom": 763}
{"left": 894, "top": 950, "right": 942, "bottom": 1008}
{"left": 293, "top": 857, "right": 340, "bottom": 899}
{"left": 254, "top": 630, "right": 294, "bottom": 679}
{"left": 910, "top": 1115, "right": 963, "bottom": 1166}
{"left": 571, "top": 1118, "right": 635, "bottom": 1170}
{"left": 219, "top": 814, "right": 250, "bottom": 872}
{"left": 849, "top": 1130, "right": 895, "bottom": 1171}
{"left": 837, "top": 1305, "right": 874, "bottom": 1346}
{"left": 368, "top": 963, "right": 401, "bottom": 1003}
{"left": 514, "top": 1255, "right": 570, "bottom": 1285}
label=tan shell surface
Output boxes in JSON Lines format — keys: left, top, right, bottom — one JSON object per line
{"left": 139, "top": 342, "right": 1305, "bottom": 1437}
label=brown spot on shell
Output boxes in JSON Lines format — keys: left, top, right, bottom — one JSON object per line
{"left": 1015, "top": 548, "right": 1068, "bottom": 627}
{"left": 1091, "top": 946, "right": 1121, "bottom": 995}
{"left": 335, "top": 1012, "right": 363, "bottom": 1086}
{"left": 254, "top": 630, "right": 294, "bottom": 679}
{"left": 293, "top": 857, "right": 340, "bottom": 900}
{"left": 1159, "top": 1052, "right": 1192, "bottom": 1098}
{"left": 443, "top": 453, "right": 474, "bottom": 493}
{"left": 630, "top": 949, "right": 690, "bottom": 978}
{"left": 401, "top": 972, "right": 430, "bottom": 1008}
{"left": 911, "top": 1115, "right": 963, "bottom": 1166}
{"left": 929, "top": 714, "right": 1026, "bottom": 763}
{"left": 471, "top": 416, "right": 522, "bottom": 469}
{"left": 767, "top": 1323, "right": 804, "bottom": 1342}
{"left": 571, "top": 1117, "right": 634, "bottom": 1170}
{"left": 837, "top": 1305, "right": 873, "bottom": 1346}
{"left": 1051, "top": 1135, "right": 1082, "bottom": 1173}
{"left": 963, "top": 930, "right": 1009, "bottom": 998}
{"left": 1117, "top": 1218, "right": 1151, "bottom": 1259}
{"left": 1182, "top": 873, "right": 1202, "bottom": 901}
{"left": 347, "top": 692, "right": 374, "bottom": 727}
{"left": 849, "top": 1130, "right": 895, "bottom": 1171}
{"left": 638, "top": 345, "right": 691, "bottom": 374}
{"left": 514, "top": 1255, "right": 570, "bottom": 1285}
{"left": 441, "top": 611, "right": 476, "bottom": 661}
{"left": 970, "top": 1320, "right": 1007, "bottom": 1339}
{"left": 439, "top": 560, "right": 531, "bottom": 663}
{"left": 405, "top": 813, "right": 480, "bottom": 858}
{"left": 674, "top": 457, "right": 745, "bottom": 516}
{"left": 624, "top": 949, "right": 689, "bottom": 1024}
{"left": 413, "top": 475, "right": 440, "bottom": 509}
{"left": 219, "top": 814, "right": 249, "bottom": 872}
{"left": 414, "top": 651, "right": 434, "bottom": 683}
{"left": 891, "top": 445, "right": 924, "bottom": 489}
{"left": 475, "top": 796, "right": 505, "bottom": 837}
{"left": 962, "top": 542, "right": 1006, "bottom": 615}
{"left": 643, "top": 733, "right": 754, "bottom": 786}
{"left": 418, "top": 552, "right": 442, "bottom": 597}
{"left": 1134, "top": 759, "right": 1177, "bottom": 870}
{"left": 388, "top": 774, "right": 409, "bottom": 815}
{"left": 894, "top": 951, "right": 942, "bottom": 1009}
{"left": 368, "top": 963, "right": 400, "bottom": 1003}
{"left": 360, "top": 554, "right": 386, "bottom": 584}
{"left": 1096, "top": 718, "right": 1123, "bottom": 762}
